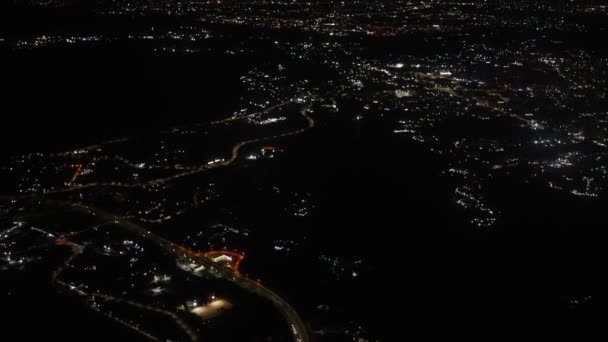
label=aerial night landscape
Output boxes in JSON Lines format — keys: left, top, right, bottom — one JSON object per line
{"left": 0, "top": 0, "right": 606, "bottom": 340}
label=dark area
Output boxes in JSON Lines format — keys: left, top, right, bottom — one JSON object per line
{"left": 1, "top": 1, "right": 605, "bottom": 341}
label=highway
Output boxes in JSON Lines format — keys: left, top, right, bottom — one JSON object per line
{"left": 44, "top": 199, "right": 310, "bottom": 342}
{"left": 6, "top": 99, "right": 315, "bottom": 342}
{"left": 43, "top": 101, "right": 315, "bottom": 196}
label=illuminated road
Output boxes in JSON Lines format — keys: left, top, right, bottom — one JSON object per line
{"left": 6, "top": 99, "right": 315, "bottom": 342}
{"left": 43, "top": 101, "right": 315, "bottom": 195}
{"left": 44, "top": 200, "right": 310, "bottom": 342}
{"left": 92, "top": 292, "right": 199, "bottom": 342}
{"left": 52, "top": 238, "right": 200, "bottom": 342}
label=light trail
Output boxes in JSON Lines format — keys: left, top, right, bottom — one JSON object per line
{"left": 42, "top": 102, "right": 315, "bottom": 195}
{"left": 42, "top": 199, "right": 310, "bottom": 342}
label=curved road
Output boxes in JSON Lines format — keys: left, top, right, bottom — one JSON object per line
{"left": 42, "top": 199, "right": 310, "bottom": 342}
{"left": 43, "top": 101, "right": 315, "bottom": 195}
{"left": 7, "top": 99, "right": 316, "bottom": 342}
